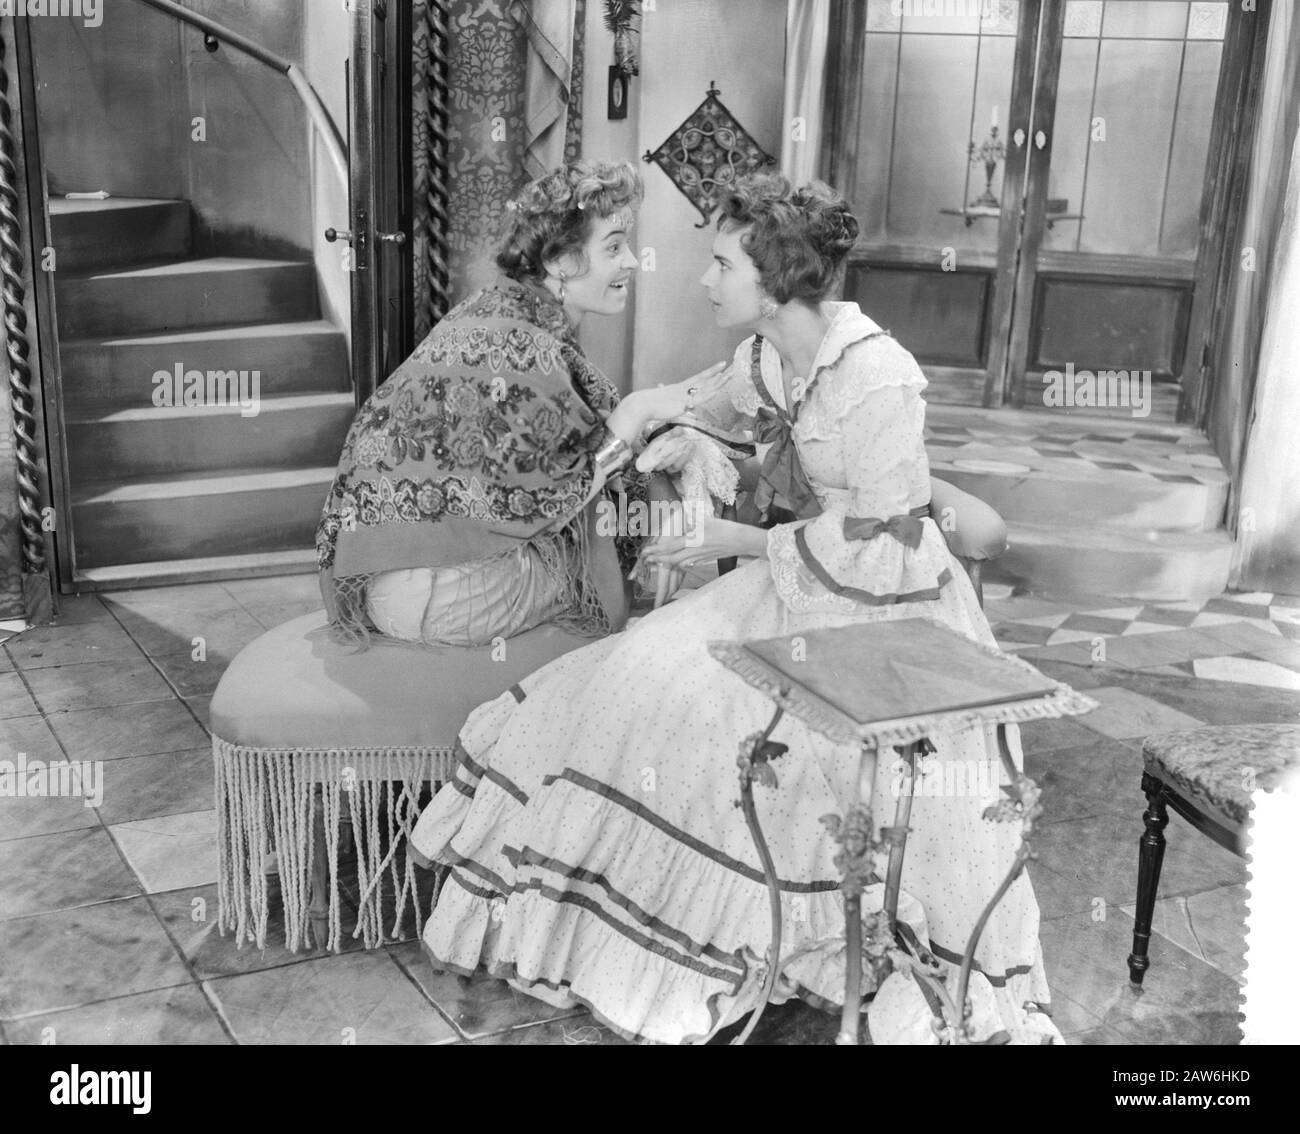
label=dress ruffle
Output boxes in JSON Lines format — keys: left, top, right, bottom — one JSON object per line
{"left": 768, "top": 516, "right": 956, "bottom": 615}
{"left": 408, "top": 558, "right": 1063, "bottom": 1045}
{"left": 415, "top": 739, "right": 938, "bottom": 1045}
{"left": 793, "top": 334, "right": 927, "bottom": 442}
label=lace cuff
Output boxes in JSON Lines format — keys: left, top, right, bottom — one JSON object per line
{"left": 677, "top": 432, "right": 741, "bottom": 509}
{"left": 767, "top": 516, "right": 954, "bottom": 615}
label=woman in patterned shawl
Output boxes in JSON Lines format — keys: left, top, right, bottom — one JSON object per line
{"left": 316, "top": 161, "right": 720, "bottom": 646}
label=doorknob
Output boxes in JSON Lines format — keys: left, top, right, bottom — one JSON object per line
{"left": 1034, "top": 130, "right": 1048, "bottom": 150}
{"left": 376, "top": 231, "right": 407, "bottom": 245}
{"left": 324, "top": 227, "right": 353, "bottom": 244}
{"left": 1013, "top": 128, "right": 1026, "bottom": 149}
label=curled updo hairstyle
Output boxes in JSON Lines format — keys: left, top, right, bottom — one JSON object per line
{"left": 715, "top": 172, "right": 859, "bottom": 304}
{"left": 497, "top": 160, "right": 644, "bottom": 282}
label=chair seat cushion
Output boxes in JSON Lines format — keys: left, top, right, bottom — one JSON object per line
{"left": 1142, "top": 724, "right": 1300, "bottom": 829}
{"left": 210, "top": 610, "right": 593, "bottom": 750}
{"left": 928, "top": 476, "right": 1008, "bottom": 562}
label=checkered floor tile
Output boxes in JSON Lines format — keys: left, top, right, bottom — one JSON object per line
{"left": 925, "top": 405, "right": 1227, "bottom": 487}
{"left": 988, "top": 589, "right": 1300, "bottom": 691}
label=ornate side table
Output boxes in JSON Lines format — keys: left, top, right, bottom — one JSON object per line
{"left": 709, "top": 618, "right": 1096, "bottom": 1045}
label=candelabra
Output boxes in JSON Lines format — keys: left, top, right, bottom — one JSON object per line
{"left": 968, "top": 125, "right": 1007, "bottom": 210}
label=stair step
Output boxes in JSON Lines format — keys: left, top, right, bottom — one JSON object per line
{"left": 931, "top": 463, "right": 1227, "bottom": 532}
{"left": 72, "top": 467, "right": 334, "bottom": 569}
{"left": 986, "top": 521, "right": 1234, "bottom": 603}
{"left": 55, "top": 258, "right": 319, "bottom": 338}
{"left": 74, "top": 549, "right": 319, "bottom": 592}
{"left": 50, "top": 197, "right": 191, "bottom": 273}
{"left": 67, "top": 394, "right": 355, "bottom": 481}
{"left": 59, "top": 319, "right": 350, "bottom": 410}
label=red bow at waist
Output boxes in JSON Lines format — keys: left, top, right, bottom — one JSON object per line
{"left": 841, "top": 503, "right": 931, "bottom": 549}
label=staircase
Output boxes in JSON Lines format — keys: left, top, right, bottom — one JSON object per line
{"left": 50, "top": 197, "right": 351, "bottom": 587}
{"left": 925, "top": 404, "right": 1234, "bottom": 602}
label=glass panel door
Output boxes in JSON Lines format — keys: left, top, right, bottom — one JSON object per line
{"left": 1006, "top": 0, "right": 1233, "bottom": 419}
{"left": 833, "top": 0, "right": 1247, "bottom": 421}
{"left": 842, "top": 0, "right": 1033, "bottom": 406}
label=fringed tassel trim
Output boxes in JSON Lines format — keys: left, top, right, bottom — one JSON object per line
{"left": 213, "top": 739, "right": 457, "bottom": 953}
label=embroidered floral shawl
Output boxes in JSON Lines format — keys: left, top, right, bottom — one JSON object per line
{"left": 316, "top": 279, "right": 636, "bottom": 642}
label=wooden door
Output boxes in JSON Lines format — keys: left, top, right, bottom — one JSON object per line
{"left": 1005, "top": 0, "right": 1255, "bottom": 422}
{"left": 828, "top": 0, "right": 1261, "bottom": 423}
{"left": 826, "top": 0, "right": 1042, "bottom": 407}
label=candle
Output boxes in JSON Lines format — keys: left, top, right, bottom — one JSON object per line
{"left": 991, "top": 104, "right": 999, "bottom": 130}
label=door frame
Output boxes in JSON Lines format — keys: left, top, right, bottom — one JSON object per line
{"left": 345, "top": 0, "right": 416, "bottom": 405}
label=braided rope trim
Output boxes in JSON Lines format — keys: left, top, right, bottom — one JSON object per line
{"left": 707, "top": 639, "right": 1099, "bottom": 748}
{"left": 412, "top": 3, "right": 432, "bottom": 341}
{"left": 0, "top": 25, "right": 45, "bottom": 574}
{"left": 425, "top": 0, "right": 450, "bottom": 324}
{"left": 213, "top": 737, "right": 455, "bottom": 954}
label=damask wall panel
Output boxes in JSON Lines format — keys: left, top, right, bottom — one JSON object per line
{"left": 414, "top": 0, "right": 585, "bottom": 339}
{"left": 444, "top": 0, "right": 528, "bottom": 299}
{"left": 413, "top": 0, "right": 526, "bottom": 333}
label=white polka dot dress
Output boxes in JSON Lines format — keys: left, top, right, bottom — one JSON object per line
{"left": 410, "top": 304, "right": 1063, "bottom": 1045}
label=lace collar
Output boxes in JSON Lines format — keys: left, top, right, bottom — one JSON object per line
{"left": 755, "top": 302, "right": 888, "bottom": 414}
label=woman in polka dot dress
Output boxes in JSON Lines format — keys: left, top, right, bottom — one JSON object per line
{"left": 409, "top": 173, "right": 1062, "bottom": 1045}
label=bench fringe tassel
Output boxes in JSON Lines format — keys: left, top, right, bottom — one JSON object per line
{"left": 213, "top": 738, "right": 456, "bottom": 953}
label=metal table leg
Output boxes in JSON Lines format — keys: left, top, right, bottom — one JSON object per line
{"left": 832, "top": 738, "right": 926, "bottom": 1045}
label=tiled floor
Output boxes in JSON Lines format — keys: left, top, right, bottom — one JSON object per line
{"left": 1, "top": 574, "right": 1287, "bottom": 1044}
{"left": 924, "top": 404, "right": 1228, "bottom": 492}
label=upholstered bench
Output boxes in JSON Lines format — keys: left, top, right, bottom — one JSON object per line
{"left": 1127, "top": 723, "right": 1300, "bottom": 985}
{"left": 210, "top": 611, "right": 591, "bottom": 953}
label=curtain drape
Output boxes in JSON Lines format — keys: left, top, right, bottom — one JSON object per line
{"left": 510, "top": 0, "right": 579, "bottom": 178}
{"left": 780, "top": 0, "right": 830, "bottom": 186}
{"left": 1224, "top": 2, "right": 1300, "bottom": 591}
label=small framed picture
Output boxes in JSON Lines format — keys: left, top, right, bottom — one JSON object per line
{"left": 608, "top": 66, "right": 629, "bottom": 120}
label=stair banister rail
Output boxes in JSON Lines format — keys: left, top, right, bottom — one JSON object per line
{"left": 134, "top": 0, "right": 348, "bottom": 190}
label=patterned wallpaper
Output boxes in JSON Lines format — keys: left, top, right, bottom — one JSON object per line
{"left": 412, "top": 0, "right": 584, "bottom": 338}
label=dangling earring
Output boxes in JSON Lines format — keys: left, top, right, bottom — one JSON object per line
{"left": 759, "top": 294, "right": 779, "bottom": 321}
{"left": 558, "top": 271, "right": 567, "bottom": 303}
